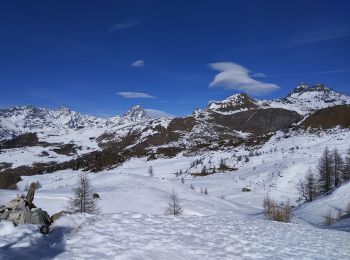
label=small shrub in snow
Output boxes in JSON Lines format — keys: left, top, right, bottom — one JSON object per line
{"left": 336, "top": 209, "right": 342, "bottom": 220}
{"left": 324, "top": 210, "right": 335, "bottom": 225}
{"left": 190, "top": 184, "right": 195, "bottom": 190}
{"left": 36, "top": 181, "right": 42, "bottom": 189}
{"left": 204, "top": 187, "right": 208, "bottom": 195}
{"left": 181, "top": 177, "right": 185, "bottom": 184}
{"left": 148, "top": 166, "right": 154, "bottom": 177}
{"left": 263, "top": 196, "right": 292, "bottom": 223}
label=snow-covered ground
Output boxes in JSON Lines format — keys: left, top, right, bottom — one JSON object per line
{"left": 1, "top": 129, "right": 350, "bottom": 258}
{"left": 1, "top": 212, "right": 349, "bottom": 260}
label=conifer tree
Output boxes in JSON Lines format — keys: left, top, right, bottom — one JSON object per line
{"left": 342, "top": 148, "right": 350, "bottom": 182}
{"left": 332, "top": 148, "right": 344, "bottom": 187}
{"left": 318, "top": 147, "right": 334, "bottom": 193}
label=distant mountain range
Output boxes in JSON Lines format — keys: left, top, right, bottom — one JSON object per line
{"left": 206, "top": 83, "right": 350, "bottom": 115}
{"left": 0, "top": 83, "right": 349, "bottom": 188}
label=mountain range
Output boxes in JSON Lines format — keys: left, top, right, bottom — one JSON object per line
{"left": 0, "top": 83, "right": 349, "bottom": 189}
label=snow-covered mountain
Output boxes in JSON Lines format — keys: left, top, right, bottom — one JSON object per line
{"left": 206, "top": 93, "right": 259, "bottom": 114}
{"left": 205, "top": 83, "right": 350, "bottom": 116}
{"left": 1, "top": 83, "right": 349, "bottom": 176}
{"left": 122, "top": 104, "right": 151, "bottom": 122}
{"left": 265, "top": 83, "right": 350, "bottom": 115}
{"left": 1, "top": 83, "right": 350, "bottom": 258}
{"left": 0, "top": 104, "right": 159, "bottom": 141}
{"left": 0, "top": 106, "right": 112, "bottom": 140}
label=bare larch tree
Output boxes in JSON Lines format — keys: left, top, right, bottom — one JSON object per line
{"left": 148, "top": 165, "right": 154, "bottom": 177}
{"left": 68, "top": 173, "right": 99, "bottom": 214}
{"left": 165, "top": 189, "right": 183, "bottom": 216}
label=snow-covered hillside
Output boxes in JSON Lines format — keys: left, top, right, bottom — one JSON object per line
{"left": 1, "top": 83, "right": 350, "bottom": 259}
{"left": 1, "top": 127, "right": 349, "bottom": 221}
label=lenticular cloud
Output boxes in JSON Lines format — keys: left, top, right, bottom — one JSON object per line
{"left": 209, "top": 62, "right": 280, "bottom": 95}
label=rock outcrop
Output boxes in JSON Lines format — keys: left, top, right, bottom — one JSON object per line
{"left": 0, "top": 182, "right": 52, "bottom": 233}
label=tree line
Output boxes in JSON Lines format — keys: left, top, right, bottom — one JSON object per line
{"left": 297, "top": 147, "right": 350, "bottom": 203}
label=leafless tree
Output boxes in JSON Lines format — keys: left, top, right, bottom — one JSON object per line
{"left": 190, "top": 183, "right": 195, "bottom": 190}
{"left": 68, "top": 173, "right": 100, "bottom": 214}
{"left": 148, "top": 166, "right": 154, "bottom": 177}
{"left": 165, "top": 189, "right": 183, "bottom": 216}
{"left": 204, "top": 187, "right": 208, "bottom": 195}
{"left": 296, "top": 168, "right": 317, "bottom": 202}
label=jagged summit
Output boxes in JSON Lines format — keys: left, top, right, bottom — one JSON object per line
{"left": 206, "top": 93, "right": 259, "bottom": 114}
{"left": 122, "top": 104, "right": 151, "bottom": 122}
{"left": 264, "top": 83, "right": 350, "bottom": 115}
{"left": 287, "top": 83, "right": 332, "bottom": 97}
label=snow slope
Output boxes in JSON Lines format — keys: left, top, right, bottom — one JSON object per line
{"left": 1, "top": 128, "right": 350, "bottom": 258}
{"left": 1, "top": 213, "right": 349, "bottom": 260}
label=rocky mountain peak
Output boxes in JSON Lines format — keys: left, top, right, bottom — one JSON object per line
{"left": 123, "top": 104, "right": 150, "bottom": 121}
{"left": 206, "top": 93, "right": 259, "bottom": 113}
{"left": 58, "top": 106, "right": 72, "bottom": 114}
{"left": 287, "top": 83, "right": 331, "bottom": 97}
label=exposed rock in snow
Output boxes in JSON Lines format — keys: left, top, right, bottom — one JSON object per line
{"left": 206, "top": 93, "right": 259, "bottom": 114}
{"left": 1, "top": 183, "right": 52, "bottom": 228}
{"left": 122, "top": 104, "right": 151, "bottom": 122}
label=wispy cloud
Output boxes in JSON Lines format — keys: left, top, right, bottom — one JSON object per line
{"left": 131, "top": 60, "right": 144, "bottom": 67}
{"left": 144, "top": 109, "right": 174, "bottom": 118}
{"left": 209, "top": 62, "right": 279, "bottom": 95}
{"left": 291, "top": 27, "right": 350, "bottom": 45}
{"left": 267, "top": 69, "right": 350, "bottom": 77}
{"left": 107, "top": 20, "right": 139, "bottom": 33}
{"left": 117, "top": 92, "right": 155, "bottom": 99}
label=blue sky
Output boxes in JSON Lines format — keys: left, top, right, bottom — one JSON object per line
{"left": 0, "top": 0, "right": 349, "bottom": 117}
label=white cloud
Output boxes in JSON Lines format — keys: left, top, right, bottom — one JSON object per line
{"left": 117, "top": 92, "right": 155, "bottom": 99}
{"left": 291, "top": 27, "right": 350, "bottom": 45}
{"left": 107, "top": 21, "right": 139, "bottom": 33}
{"left": 131, "top": 60, "right": 144, "bottom": 67}
{"left": 209, "top": 62, "right": 279, "bottom": 95}
{"left": 144, "top": 109, "right": 174, "bottom": 118}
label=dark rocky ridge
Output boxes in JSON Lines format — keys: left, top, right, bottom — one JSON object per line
{"left": 301, "top": 105, "right": 350, "bottom": 129}
{"left": 207, "top": 108, "right": 302, "bottom": 134}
